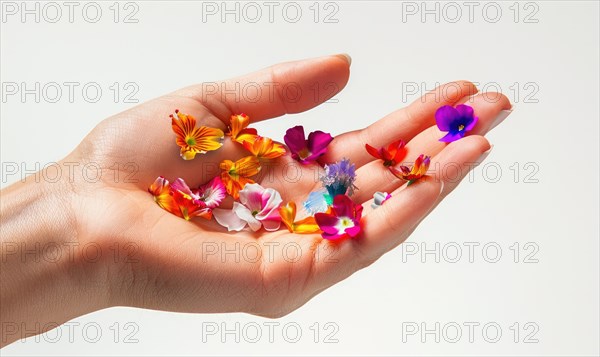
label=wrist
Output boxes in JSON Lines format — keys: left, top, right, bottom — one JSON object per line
{"left": 0, "top": 166, "right": 109, "bottom": 345}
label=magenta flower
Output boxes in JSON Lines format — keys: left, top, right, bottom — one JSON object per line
{"left": 314, "top": 194, "right": 363, "bottom": 241}
{"left": 435, "top": 104, "right": 478, "bottom": 143}
{"left": 212, "top": 183, "right": 282, "bottom": 232}
{"left": 284, "top": 125, "right": 333, "bottom": 164}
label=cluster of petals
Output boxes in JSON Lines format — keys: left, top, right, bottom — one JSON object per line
{"left": 153, "top": 104, "right": 470, "bottom": 239}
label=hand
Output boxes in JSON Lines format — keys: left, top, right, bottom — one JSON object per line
{"left": 0, "top": 55, "right": 511, "bottom": 345}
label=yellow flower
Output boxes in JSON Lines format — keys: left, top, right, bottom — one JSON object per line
{"left": 171, "top": 110, "right": 224, "bottom": 160}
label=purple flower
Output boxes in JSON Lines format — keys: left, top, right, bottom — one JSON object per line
{"left": 320, "top": 158, "right": 357, "bottom": 197}
{"left": 435, "top": 104, "right": 479, "bottom": 143}
{"left": 284, "top": 126, "right": 333, "bottom": 164}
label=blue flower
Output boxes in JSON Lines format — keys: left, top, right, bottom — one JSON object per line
{"left": 303, "top": 190, "right": 330, "bottom": 215}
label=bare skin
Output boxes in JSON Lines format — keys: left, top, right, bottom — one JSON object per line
{"left": 0, "top": 55, "right": 511, "bottom": 346}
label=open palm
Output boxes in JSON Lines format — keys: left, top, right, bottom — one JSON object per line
{"left": 64, "top": 55, "right": 511, "bottom": 317}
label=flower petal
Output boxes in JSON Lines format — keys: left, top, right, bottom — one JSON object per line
{"left": 455, "top": 104, "right": 474, "bottom": 119}
{"left": 439, "top": 131, "right": 464, "bottom": 143}
{"left": 332, "top": 194, "right": 354, "bottom": 218}
{"left": 365, "top": 144, "right": 382, "bottom": 160}
{"left": 279, "top": 202, "right": 297, "bottom": 232}
{"left": 465, "top": 116, "right": 479, "bottom": 131}
{"left": 233, "top": 203, "right": 262, "bottom": 231}
{"left": 284, "top": 126, "right": 307, "bottom": 154}
{"left": 306, "top": 130, "right": 333, "bottom": 158}
{"left": 293, "top": 216, "right": 321, "bottom": 234}
{"left": 213, "top": 207, "right": 247, "bottom": 231}
{"left": 239, "top": 183, "right": 265, "bottom": 211}
{"left": 198, "top": 176, "right": 227, "bottom": 208}
{"left": 435, "top": 105, "right": 458, "bottom": 131}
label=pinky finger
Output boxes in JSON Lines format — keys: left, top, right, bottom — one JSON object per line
{"left": 356, "top": 135, "right": 492, "bottom": 263}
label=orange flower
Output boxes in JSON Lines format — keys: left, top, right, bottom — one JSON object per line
{"left": 171, "top": 110, "right": 224, "bottom": 160}
{"left": 389, "top": 154, "right": 431, "bottom": 183}
{"left": 220, "top": 156, "right": 261, "bottom": 199}
{"left": 228, "top": 113, "right": 258, "bottom": 144}
{"left": 242, "top": 136, "right": 286, "bottom": 160}
{"left": 279, "top": 202, "right": 321, "bottom": 234}
{"left": 148, "top": 176, "right": 183, "bottom": 218}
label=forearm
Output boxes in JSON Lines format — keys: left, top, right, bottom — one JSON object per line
{"left": 0, "top": 176, "right": 100, "bottom": 346}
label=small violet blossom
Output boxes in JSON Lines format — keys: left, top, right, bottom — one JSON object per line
{"left": 435, "top": 104, "right": 478, "bottom": 143}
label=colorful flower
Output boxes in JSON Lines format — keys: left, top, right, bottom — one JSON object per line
{"left": 170, "top": 176, "right": 226, "bottom": 220}
{"left": 365, "top": 139, "right": 406, "bottom": 167}
{"left": 303, "top": 190, "right": 331, "bottom": 215}
{"left": 320, "top": 158, "right": 358, "bottom": 197}
{"left": 171, "top": 110, "right": 225, "bottom": 160}
{"left": 314, "top": 194, "right": 363, "bottom": 241}
{"left": 371, "top": 191, "right": 391, "bottom": 209}
{"left": 242, "top": 136, "right": 286, "bottom": 160}
{"left": 213, "top": 183, "right": 282, "bottom": 232}
{"left": 284, "top": 126, "right": 333, "bottom": 164}
{"left": 220, "top": 156, "right": 261, "bottom": 199}
{"left": 148, "top": 176, "right": 183, "bottom": 218}
{"left": 435, "top": 104, "right": 478, "bottom": 143}
{"left": 228, "top": 113, "right": 258, "bottom": 144}
{"left": 148, "top": 176, "right": 226, "bottom": 220}
{"left": 279, "top": 202, "right": 321, "bottom": 234}
{"left": 389, "top": 154, "right": 431, "bottom": 183}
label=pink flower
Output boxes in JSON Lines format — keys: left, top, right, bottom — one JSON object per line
{"left": 213, "top": 183, "right": 283, "bottom": 232}
{"left": 284, "top": 125, "right": 333, "bottom": 164}
{"left": 314, "top": 194, "right": 363, "bottom": 241}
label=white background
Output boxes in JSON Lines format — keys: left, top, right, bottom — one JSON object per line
{"left": 1, "top": 0, "right": 598, "bottom": 355}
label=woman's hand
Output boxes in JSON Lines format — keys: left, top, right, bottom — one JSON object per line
{"left": 0, "top": 54, "right": 511, "bottom": 346}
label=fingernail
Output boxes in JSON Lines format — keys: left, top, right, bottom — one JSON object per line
{"left": 477, "top": 145, "right": 494, "bottom": 164}
{"left": 438, "top": 181, "right": 446, "bottom": 196}
{"left": 335, "top": 53, "right": 352, "bottom": 66}
{"left": 489, "top": 108, "right": 513, "bottom": 131}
